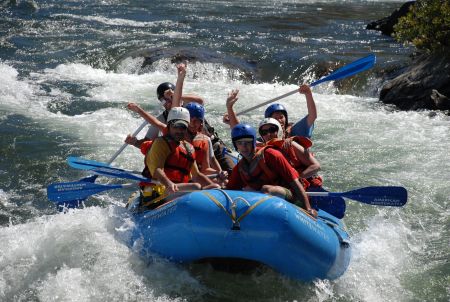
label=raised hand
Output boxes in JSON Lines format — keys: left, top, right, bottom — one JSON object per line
{"left": 226, "top": 89, "right": 239, "bottom": 109}
{"left": 298, "top": 84, "right": 312, "bottom": 96}
{"left": 127, "top": 102, "right": 142, "bottom": 113}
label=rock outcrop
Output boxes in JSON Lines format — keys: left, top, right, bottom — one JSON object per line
{"left": 366, "top": 1, "right": 415, "bottom": 36}
{"left": 380, "top": 54, "right": 450, "bottom": 111}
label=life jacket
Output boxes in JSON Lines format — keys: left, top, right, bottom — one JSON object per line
{"left": 265, "top": 136, "right": 322, "bottom": 189}
{"left": 188, "top": 132, "right": 209, "bottom": 171}
{"left": 236, "top": 146, "right": 279, "bottom": 190}
{"left": 140, "top": 140, "right": 154, "bottom": 155}
{"left": 142, "top": 135, "right": 195, "bottom": 184}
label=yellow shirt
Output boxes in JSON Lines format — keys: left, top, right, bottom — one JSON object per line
{"left": 146, "top": 137, "right": 199, "bottom": 179}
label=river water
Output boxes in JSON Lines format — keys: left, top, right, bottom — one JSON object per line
{"left": 1, "top": 0, "right": 449, "bottom": 301}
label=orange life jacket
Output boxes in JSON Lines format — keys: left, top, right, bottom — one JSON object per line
{"left": 189, "top": 133, "right": 209, "bottom": 171}
{"left": 142, "top": 136, "right": 195, "bottom": 184}
{"left": 236, "top": 146, "right": 279, "bottom": 190}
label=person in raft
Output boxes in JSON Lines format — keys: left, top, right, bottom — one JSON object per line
{"left": 257, "top": 118, "right": 322, "bottom": 189}
{"left": 125, "top": 101, "right": 227, "bottom": 185}
{"left": 226, "top": 123, "right": 317, "bottom": 217}
{"left": 224, "top": 91, "right": 323, "bottom": 189}
{"left": 264, "top": 84, "right": 317, "bottom": 139}
{"left": 125, "top": 63, "right": 204, "bottom": 148}
{"left": 140, "top": 107, "right": 220, "bottom": 208}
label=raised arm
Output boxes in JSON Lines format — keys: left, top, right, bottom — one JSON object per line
{"left": 171, "top": 63, "right": 187, "bottom": 108}
{"left": 127, "top": 102, "right": 166, "bottom": 132}
{"left": 299, "top": 84, "right": 317, "bottom": 127}
{"left": 224, "top": 89, "right": 240, "bottom": 129}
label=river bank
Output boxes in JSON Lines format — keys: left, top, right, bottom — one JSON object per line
{"left": 367, "top": 1, "right": 450, "bottom": 114}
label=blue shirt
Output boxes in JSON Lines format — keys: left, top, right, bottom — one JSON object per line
{"left": 290, "top": 115, "right": 314, "bottom": 138}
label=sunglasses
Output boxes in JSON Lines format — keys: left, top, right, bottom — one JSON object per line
{"left": 259, "top": 126, "right": 278, "bottom": 136}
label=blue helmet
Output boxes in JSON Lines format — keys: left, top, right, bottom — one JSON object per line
{"left": 156, "top": 82, "right": 175, "bottom": 100}
{"left": 264, "top": 103, "right": 288, "bottom": 124}
{"left": 185, "top": 102, "right": 205, "bottom": 120}
{"left": 231, "top": 123, "right": 256, "bottom": 150}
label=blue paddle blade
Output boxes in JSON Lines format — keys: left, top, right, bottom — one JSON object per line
{"left": 89, "top": 167, "right": 150, "bottom": 182}
{"left": 308, "top": 187, "right": 346, "bottom": 219}
{"left": 68, "top": 156, "right": 150, "bottom": 182}
{"left": 311, "top": 54, "right": 376, "bottom": 87}
{"left": 67, "top": 156, "right": 111, "bottom": 170}
{"left": 47, "top": 181, "right": 124, "bottom": 202}
{"left": 336, "top": 186, "right": 408, "bottom": 206}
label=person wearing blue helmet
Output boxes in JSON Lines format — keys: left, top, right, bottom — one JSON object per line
{"left": 184, "top": 102, "right": 227, "bottom": 183}
{"left": 264, "top": 84, "right": 317, "bottom": 139}
{"left": 226, "top": 123, "right": 317, "bottom": 217}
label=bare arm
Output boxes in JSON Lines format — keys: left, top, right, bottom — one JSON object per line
{"left": 225, "top": 89, "right": 240, "bottom": 128}
{"left": 181, "top": 94, "right": 204, "bottom": 105}
{"left": 291, "top": 141, "right": 320, "bottom": 178}
{"left": 289, "top": 179, "right": 316, "bottom": 217}
{"left": 191, "top": 161, "right": 220, "bottom": 189}
{"left": 127, "top": 103, "right": 166, "bottom": 132}
{"left": 299, "top": 84, "right": 317, "bottom": 127}
{"left": 171, "top": 63, "right": 187, "bottom": 108}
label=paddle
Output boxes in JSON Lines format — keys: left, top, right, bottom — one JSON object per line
{"left": 48, "top": 179, "right": 407, "bottom": 208}
{"left": 47, "top": 181, "right": 137, "bottom": 202}
{"left": 68, "top": 156, "right": 219, "bottom": 182}
{"left": 236, "top": 54, "right": 376, "bottom": 115}
{"left": 47, "top": 181, "right": 196, "bottom": 203}
{"left": 68, "top": 156, "right": 148, "bottom": 182}
{"left": 80, "top": 121, "right": 148, "bottom": 182}
{"left": 307, "top": 186, "right": 407, "bottom": 207}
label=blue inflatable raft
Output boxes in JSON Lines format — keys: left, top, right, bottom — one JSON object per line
{"left": 126, "top": 189, "right": 351, "bottom": 281}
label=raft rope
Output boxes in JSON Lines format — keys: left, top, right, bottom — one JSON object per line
{"left": 202, "top": 189, "right": 272, "bottom": 230}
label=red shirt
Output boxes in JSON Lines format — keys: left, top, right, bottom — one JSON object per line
{"left": 226, "top": 147, "right": 299, "bottom": 190}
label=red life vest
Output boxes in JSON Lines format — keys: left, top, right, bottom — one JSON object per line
{"left": 236, "top": 146, "right": 279, "bottom": 190}
{"left": 142, "top": 136, "right": 195, "bottom": 184}
{"left": 266, "top": 136, "right": 322, "bottom": 189}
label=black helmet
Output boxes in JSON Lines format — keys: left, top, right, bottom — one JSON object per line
{"left": 156, "top": 82, "right": 175, "bottom": 100}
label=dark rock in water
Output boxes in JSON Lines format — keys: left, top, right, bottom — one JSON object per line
{"left": 366, "top": 1, "right": 415, "bottom": 36}
{"left": 8, "top": 0, "right": 39, "bottom": 12}
{"left": 116, "top": 47, "right": 257, "bottom": 82}
{"left": 380, "top": 54, "right": 450, "bottom": 111}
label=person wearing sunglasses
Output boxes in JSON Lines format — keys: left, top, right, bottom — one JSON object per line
{"left": 258, "top": 118, "right": 322, "bottom": 189}
{"left": 226, "top": 123, "right": 317, "bottom": 217}
{"left": 140, "top": 107, "right": 220, "bottom": 207}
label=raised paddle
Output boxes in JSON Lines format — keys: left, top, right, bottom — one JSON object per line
{"left": 79, "top": 120, "right": 148, "bottom": 182}
{"left": 236, "top": 54, "right": 376, "bottom": 115}
{"left": 307, "top": 186, "right": 407, "bottom": 207}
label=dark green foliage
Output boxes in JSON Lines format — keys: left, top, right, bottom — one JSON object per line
{"left": 394, "top": 0, "right": 450, "bottom": 53}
